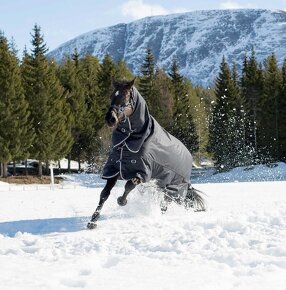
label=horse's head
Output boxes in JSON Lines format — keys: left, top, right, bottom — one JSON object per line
{"left": 105, "top": 78, "right": 136, "bottom": 128}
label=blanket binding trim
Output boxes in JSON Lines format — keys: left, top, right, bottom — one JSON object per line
{"left": 101, "top": 171, "right": 119, "bottom": 179}
{"left": 113, "top": 118, "right": 134, "bottom": 149}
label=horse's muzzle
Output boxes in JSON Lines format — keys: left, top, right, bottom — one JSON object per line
{"left": 105, "top": 109, "right": 119, "bottom": 127}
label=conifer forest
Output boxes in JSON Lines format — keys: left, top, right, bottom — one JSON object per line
{"left": 1, "top": 25, "right": 286, "bottom": 177}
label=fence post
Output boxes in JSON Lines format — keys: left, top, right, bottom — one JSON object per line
{"left": 50, "top": 161, "right": 54, "bottom": 189}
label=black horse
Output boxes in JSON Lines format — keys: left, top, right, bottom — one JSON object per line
{"left": 87, "top": 79, "right": 206, "bottom": 229}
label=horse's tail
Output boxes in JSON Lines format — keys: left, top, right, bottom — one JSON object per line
{"left": 186, "top": 186, "right": 207, "bottom": 212}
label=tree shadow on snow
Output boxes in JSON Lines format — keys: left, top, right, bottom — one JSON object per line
{"left": 0, "top": 216, "right": 89, "bottom": 237}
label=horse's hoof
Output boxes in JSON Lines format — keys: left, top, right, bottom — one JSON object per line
{"left": 131, "top": 177, "right": 141, "bottom": 185}
{"left": 184, "top": 199, "right": 194, "bottom": 210}
{"left": 87, "top": 221, "right": 97, "bottom": 230}
{"left": 161, "top": 205, "right": 168, "bottom": 214}
{"left": 117, "top": 196, "right": 127, "bottom": 206}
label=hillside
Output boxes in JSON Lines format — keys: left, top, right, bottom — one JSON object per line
{"left": 48, "top": 9, "right": 286, "bottom": 85}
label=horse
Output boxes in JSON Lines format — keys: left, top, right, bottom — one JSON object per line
{"left": 87, "top": 78, "right": 206, "bottom": 229}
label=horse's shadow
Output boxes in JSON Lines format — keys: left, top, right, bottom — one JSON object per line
{"left": 62, "top": 174, "right": 126, "bottom": 189}
{"left": 0, "top": 216, "right": 89, "bottom": 237}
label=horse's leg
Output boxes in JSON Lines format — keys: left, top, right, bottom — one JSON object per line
{"left": 161, "top": 183, "right": 189, "bottom": 213}
{"left": 160, "top": 192, "right": 172, "bottom": 213}
{"left": 117, "top": 178, "right": 139, "bottom": 206}
{"left": 87, "top": 175, "right": 118, "bottom": 229}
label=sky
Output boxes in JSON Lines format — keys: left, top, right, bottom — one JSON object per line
{"left": 1, "top": 0, "right": 286, "bottom": 55}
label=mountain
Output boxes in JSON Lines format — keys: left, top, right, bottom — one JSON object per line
{"left": 48, "top": 9, "right": 286, "bottom": 86}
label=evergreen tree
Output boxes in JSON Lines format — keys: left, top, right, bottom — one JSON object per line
{"left": 8, "top": 36, "right": 19, "bottom": 56}
{"left": 279, "top": 59, "right": 286, "bottom": 160}
{"left": 93, "top": 54, "right": 117, "bottom": 157}
{"left": 22, "top": 25, "right": 72, "bottom": 176}
{"left": 97, "top": 54, "right": 116, "bottom": 106}
{"left": 58, "top": 52, "right": 86, "bottom": 170}
{"left": 78, "top": 54, "right": 104, "bottom": 166}
{"left": 152, "top": 68, "right": 174, "bottom": 127}
{"left": 240, "top": 49, "right": 263, "bottom": 160}
{"left": 97, "top": 53, "right": 116, "bottom": 96}
{"left": 209, "top": 57, "right": 244, "bottom": 171}
{"left": 230, "top": 64, "right": 250, "bottom": 166}
{"left": 114, "top": 59, "right": 134, "bottom": 80}
{"left": 72, "top": 48, "right": 80, "bottom": 66}
{"left": 0, "top": 33, "right": 33, "bottom": 177}
{"left": 191, "top": 86, "right": 210, "bottom": 163}
{"left": 80, "top": 54, "right": 102, "bottom": 127}
{"left": 139, "top": 48, "right": 155, "bottom": 109}
{"left": 49, "top": 61, "right": 74, "bottom": 161}
{"left": 259, "top": 53, "right": 283, "bottom": 161}
{"left": 168, "top": 60, "right": 199, "bottom": 152}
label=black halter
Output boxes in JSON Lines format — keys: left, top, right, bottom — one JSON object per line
{"left": 111, "top": 90, "right": 135, "bottom": 114}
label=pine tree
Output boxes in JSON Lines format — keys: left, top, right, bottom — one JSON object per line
{"left": 22, "top": 25, "right": 73, "bottom": 176}
{"left": 152, "top": 68, "right": 174, "bottom": 127}
{"left": 279, "top": 59, "right": 286, "bottom": 160}
{"left": 93, "top": 54, "right": 117, "bottom": 157}
{"left": 230, "top": 64, "right": 250, "bottom": 166}
{"left": 0, "top": 33, "right": 33, "bottom": 177}
{"left": 259, "top": 53, "right": 283, "bottom": 161}
{"left": 78, "top": 54, "right": 104, "bottom": 165}
{"left": 79, "top": 54, "right": 102, "bottom": 126}
{"left": 191, "top": 86, "right": 210, "bottom": 164}
{"left": 114, "top": 59, "right": 134, "bottom": 80}
{"left": 97, "top": 54, "right": 116, "bottom": 104}
{"left": 139, "top": 48, "right": 155, "bottom": 109}
{"left": 97, "top": 54, "right": 116, "bottom": 106}
{"left": 48, "top": 62, "right": 74, "bottom": 162}
{"left": 168, "top": 60, "right": 199, "bottom": 153}
{"left": 58, "top": 52, "right": 86, "bottom": 170}
{"left": 209, "top": 57, "right": 244, "bottom": 171}
{"left": 240, "top": 49, "right": 263, "bottom": 161}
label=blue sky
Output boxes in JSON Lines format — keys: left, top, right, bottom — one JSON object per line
{"left": 1, "top": 0, "right": 286, "bottom": 54}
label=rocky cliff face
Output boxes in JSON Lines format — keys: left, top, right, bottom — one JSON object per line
{"left": 48, "top": 9, "right": 286, "bottom": 86}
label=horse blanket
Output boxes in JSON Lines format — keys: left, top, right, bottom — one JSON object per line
{"left": 102, "top": 87, "right": 193, "bottom": 188}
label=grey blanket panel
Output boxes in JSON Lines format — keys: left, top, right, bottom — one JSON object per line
{"left": 143, "top": 118, "right": 193, "bottom": 185}
{"left": 102, "top": 88, "right": 193, "bottom": 187}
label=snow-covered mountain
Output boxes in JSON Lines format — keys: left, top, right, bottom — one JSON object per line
{"left": 48, "top": 9, "right": 286, "bottom": 86}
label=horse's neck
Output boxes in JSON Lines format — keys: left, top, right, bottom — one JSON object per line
{"left": 128, "top": 87, "right": 153, "bottom": 133}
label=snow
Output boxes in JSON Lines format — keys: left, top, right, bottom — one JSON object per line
{"left": 193, "top": 162, "right": 286, "bottom": 183}
{"left": 1, "top": 165, "right": 286, "bottom": 289}
{"left": 48, "top": 9, "right": 286, "bottom": 86}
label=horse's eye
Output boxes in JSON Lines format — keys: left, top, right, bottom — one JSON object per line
{"left": 115, "top": 91, "right": 119, "bottom": 96}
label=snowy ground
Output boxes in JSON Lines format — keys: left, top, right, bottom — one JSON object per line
{"left": 1, "top": 166, "right": 286, "bottom": 290}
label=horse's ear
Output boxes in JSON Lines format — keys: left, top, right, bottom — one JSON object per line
{"left": 127, "top": 77, "right": 136, "bottom": 89}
